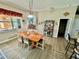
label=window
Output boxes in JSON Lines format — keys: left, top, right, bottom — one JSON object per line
{"left": 0, "top": 15, "right": 12, "bottom": 30}
{"left": 0, "top": 15, "right": 22, "bottom": 31}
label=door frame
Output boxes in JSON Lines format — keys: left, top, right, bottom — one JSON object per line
{"left": 57, "top": 19, "right": 68, "bottom": 37}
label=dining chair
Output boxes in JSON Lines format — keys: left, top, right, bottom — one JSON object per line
{"left": 65, "top": 33, "right": 76, "bottom": 54}
{"left": 23, "top": 38, "right": 33, "bottom": 49}
{"left": 36, "top": 39, "right": 45, "bottom": 50}
{"left": 18, "top": 36, "right": 31, "bottom": 49}
{"left": 18, "top": 37, "right": 24, "bottom": 47}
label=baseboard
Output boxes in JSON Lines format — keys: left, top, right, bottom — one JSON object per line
{"left": 0, "top": 34, "right": 18, "bottom": 44}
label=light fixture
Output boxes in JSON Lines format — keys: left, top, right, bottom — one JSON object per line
{"left": 29, "top": 0, "right": 33, "bottom": 15}
{"left": 27, "top": 0, "right": 34, "bottom": 18}
{"left": 27, "top": 0, "right": 37, "bottom": 25}
{"left": 64, "top": 12, "right": 70, "bottom": 16}
{"left": 28, "top": 15, "right": 34, "bottom": 18}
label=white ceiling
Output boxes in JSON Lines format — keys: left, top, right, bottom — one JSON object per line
{"left": 0, "top": 0, "right": 79, "bottom": 11}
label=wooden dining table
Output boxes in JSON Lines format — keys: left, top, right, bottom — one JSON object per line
{"left": 19, "top": 31, "right": 43, "bottom": 42}
{"left": 18, "top": 31, "right": 44, "bottom": 48}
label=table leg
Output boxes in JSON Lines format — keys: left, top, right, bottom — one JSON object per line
{"left": 31, "top": 41, "right": 37, "bottom": 48}
{"left": 21, "top": 37, "right": 24, "bottom": 43}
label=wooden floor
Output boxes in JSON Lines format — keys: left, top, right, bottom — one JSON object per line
{"left": 0, "top": 37, "right": 71, "bottom": 59}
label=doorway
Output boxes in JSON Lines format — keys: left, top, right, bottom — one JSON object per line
{"left": 58, "top": 19, "right": 68, "bottom": 37}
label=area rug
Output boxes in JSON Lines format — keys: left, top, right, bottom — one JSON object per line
{"left": 0, "top": 49, "right": 7, "bottom": 59}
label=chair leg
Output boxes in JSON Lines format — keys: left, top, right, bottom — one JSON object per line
{"left": 65, "top": 43, "right": 70, "bottom": 55}
{"left": 42, "top": 40, "right": 45, "bottom": 50}
{"left": 75, "top": 54, "right": 77, "bottom": 59}
{"left": 42, "top": 43, "right": 44, "bottom": 50}
{"left": 65, "top": 42, "right": 69, "bottom": 50}
{"left": 69, "top": 51, "right": 75, "bottom": 59}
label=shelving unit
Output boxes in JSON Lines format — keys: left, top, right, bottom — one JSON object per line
{"left": 44, "top": 20, "right": 54, "bottom": 37}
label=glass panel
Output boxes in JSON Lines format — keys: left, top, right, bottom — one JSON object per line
{"left": 27, "top": 15, "right": 37, "bottom": 25}
{"left": 17, "top": 19, "right": 21, "bottom": 28}
{"left": 0, "top": 15, "right": 12, "bottom": 30}
{"left": 4, "top": 21, "right": 12, "bottom": 29}
{"left": 12, "top": 18, "right": 21, "bottom": 29}
{"left": 0, "top": 22, "right": 4, "bottom": 29}
{"left": 12, "top": 19, "right": 18, "bottom": 28}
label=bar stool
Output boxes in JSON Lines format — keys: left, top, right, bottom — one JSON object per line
{"left": 69, "top": 45, "right": 79, "bottom": 59}
{"left": 65, "top": 33, "right": 76, "bottom": 54}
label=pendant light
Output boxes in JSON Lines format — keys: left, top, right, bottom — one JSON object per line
{"left": 28, "top": 0, "right": 34, "bottom": 18}
{"left": 29, "top": 0, "right": 33, "bottom": 15}
{"left": 27, "top": 0, "right": 36, "bottom": 25}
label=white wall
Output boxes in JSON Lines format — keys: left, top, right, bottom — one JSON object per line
{"left": 70, "top": 15, "right": 79, "bottom": 38}
{"left": 38, "top": 6, "right": 77, "bottom": 38}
